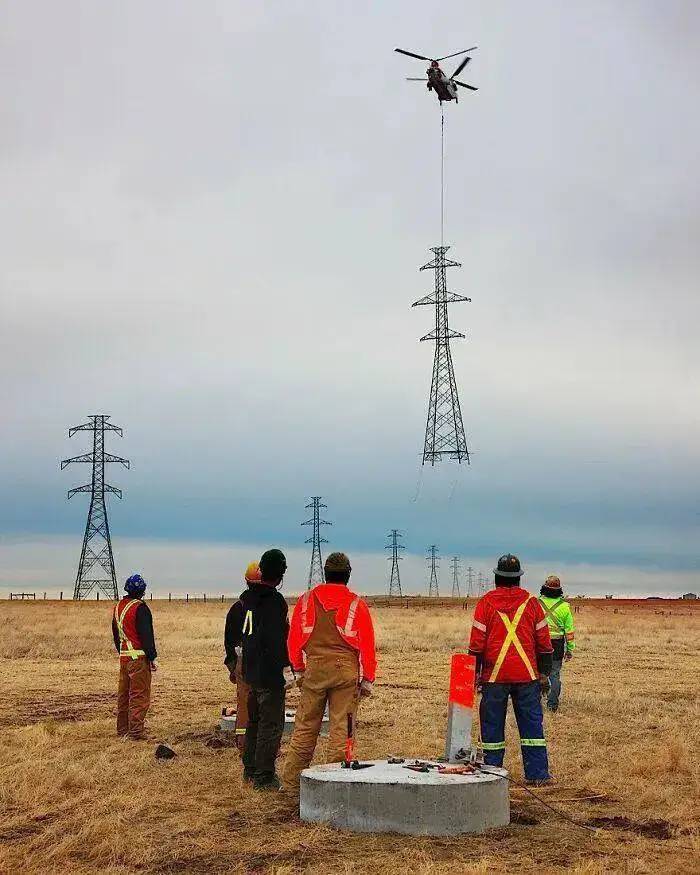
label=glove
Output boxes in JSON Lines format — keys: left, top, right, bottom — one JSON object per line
{"left": 295, "top": 670, "right": 305, "bottom": 689}
{"left": 475, "top": 676, "right": 483, "bottom": 694}
{"left": 564, "top": 651, "right": 573, "bottom": 662}
{"left": 538, "top": 674, "right": 551, "bottom": 695}
{"left": 283, "top": 667, "right": 296, "bottom": 691}
{"left": 359, "top": 679, "right": 374, "bottom": 697}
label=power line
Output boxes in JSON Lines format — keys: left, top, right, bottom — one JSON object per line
{"left": 61, "top": 415, "right": 129, "bottom": 600}
{"left": 301, "top": 497, "right": 331, "bottom": 589}
{"left": 386, "top": 530, "right": 405, "bottom": 597}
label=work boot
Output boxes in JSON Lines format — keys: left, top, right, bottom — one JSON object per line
{"left": 253, "top": 773, "right": 282, "bottom": 791}
{"left": 243, "top": 769, "right": 255, "bottom": 784}
{"left": 547, "top": 703, "right": 559, "bottom": 713}
{"left": 525, "top": 775, "right": 556, "bottom": 787}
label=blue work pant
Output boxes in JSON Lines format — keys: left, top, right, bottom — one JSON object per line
{"left": 479, "top": 680, "right": 550, "bottom": 781}
{"left": 548, "top": 659, "right": 563, "bottom": 709}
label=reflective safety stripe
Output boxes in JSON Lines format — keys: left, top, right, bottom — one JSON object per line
{"left": 538, "top": 597, "right": 566, "bottom": 633}
{"left": 342, "top": 597, "right": 360, "bottom": 638}
{"left": 114, "top": 599, "right": 146, "bottom": 660}
{"left": 535, "top": 619, "right": 549, "bottom": 631}
{"left": 565, "top": 632, "right": 575, "bottom": 641}
{"left": 234, "top": 729, "right": 246, "bottom": 735}
{"left": 472, "top": 620, "right": 487, "bottom": 633}
{"left": 481, "top": 741, "right": 506, "bottom": 750}
{"left": 520, "top": 738, "right": 547, "bottom": 747}
{"left": 300, "top": 592, "right": 314, "bottom": 634}
{"left": 490, "top": 597, "right": 536, "bottom": 682}
{"left": 242, "top": 610, "right": 253, "bottom": 635}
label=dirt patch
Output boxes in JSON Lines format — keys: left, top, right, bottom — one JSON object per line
{"left": 587, "top": 815, "right": 675, "bottom": 839}
{"left": 0, "top": 692, "right": 113, "bottom": 727}
{"left": 510, "top": 810, "right": 540, "bottom": 826}
{"left": 377, "top": 682, "right": 429, "bottom": 691}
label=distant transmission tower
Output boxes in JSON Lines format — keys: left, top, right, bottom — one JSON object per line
{"left": 302, "top": 497, "right": 331, "bottom": 589}
{"left": 477, "top": 571, "right": 486, "bottom": 596}
{"left": 466, "top": 565, "right": 475, "bottom": 597}
{"left": 450, "top": 556, "right": 461, "bottom": 597}
{"left": 386, "top": 530, "right": 405, "bottom": 597}
{"left": 413, "top": 246, "right": 471, "bottom": 465}
{"left": 426, "top": 545, "right": 440, "bottom": 597}
{"left": 61, "top": 415, "right": 129, "bottom": 600}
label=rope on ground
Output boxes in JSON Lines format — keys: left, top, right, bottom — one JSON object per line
{"left": 477, "top": 765, "right": 598, "bottom": 834}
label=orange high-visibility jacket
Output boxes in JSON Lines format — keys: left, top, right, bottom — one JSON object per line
{"left": 468, "top": 586, "right": 552, "bottom": 683}
{"left": 288, "top": 584, "right": 377, "bottom": 682}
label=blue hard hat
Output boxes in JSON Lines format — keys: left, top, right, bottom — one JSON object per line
{"left": 125, "top": 573, "right": 147, "bottom": 595}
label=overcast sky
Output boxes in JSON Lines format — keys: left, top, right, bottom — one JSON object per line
{"left": 1, "top": 1, "right": 699, "bottom": 596}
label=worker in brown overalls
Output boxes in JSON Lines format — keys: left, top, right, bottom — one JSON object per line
{"left": 282, "top": 552, "right": 377, "bottom": 794}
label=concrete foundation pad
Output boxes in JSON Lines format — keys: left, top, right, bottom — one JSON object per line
{"left": 300, "top": 759, "right": 510, "bottom": 835}
{"left": 219, "top": 709, "right": 329, "bottom": 737}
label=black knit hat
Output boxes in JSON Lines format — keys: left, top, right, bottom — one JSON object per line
{"left": 259, "top": 548, "right": 287, "bottom": 580}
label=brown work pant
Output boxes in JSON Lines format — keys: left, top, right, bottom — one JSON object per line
{"left": 235, "top": 678, "right": 251, "bottom": 754}
{"left": 117, "top": 657, "right": 152, "bottom": 739}
{"left": 282, "top": 653, "right": 359, "bottom": 793}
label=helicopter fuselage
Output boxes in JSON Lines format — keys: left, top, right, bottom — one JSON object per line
{"left": 427, "top": 66, "right": 458, "bottom": 103}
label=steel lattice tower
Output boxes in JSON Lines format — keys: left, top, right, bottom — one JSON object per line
{"left": 450, "top": 556, "right": 462, "bottom": 597}
{"left": 302, "top": 497, "right": 331, "bottom": 589}
{"left": 477, "top": 571, "right": 486, "bottom": 596}
{"left": 466, "top": 565, "right": 475, "bottom": 597}
{"left": 426, "top": 545, "right": 440, "bottom": 597}
{"left": 386, "top": 529, "right": 405, "bottom": 597}
{"left": 413, "top": 246, "right": 471, "bottom": 465}
{"left": 61, "top": 415, "right": 129, "bottom": 600}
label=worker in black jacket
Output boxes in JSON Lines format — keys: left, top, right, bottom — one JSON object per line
{"left": 226, "top": 548, "right": 293, "bottom": 790}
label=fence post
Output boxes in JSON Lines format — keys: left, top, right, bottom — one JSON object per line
{"left": 169, "top": 592, "right": 171, "bottom": 603}
{"left": 60, "top": 591, "right": 63, "bottom": 601}
{"left": 186, "top": 593, "right": 189, "bottom": 603}
{"left": 43, "top": 592, "right": 47, "bottom": 600}
{"left": 221, "top": 594, "right": 224, "bottom": 603}
{"left": 97, "top": 592, "right": 100, "bottom": 601}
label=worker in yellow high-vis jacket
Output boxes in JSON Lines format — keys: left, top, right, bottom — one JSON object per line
{"left": 538, "top": 575, "right": 575, "bottom": 712}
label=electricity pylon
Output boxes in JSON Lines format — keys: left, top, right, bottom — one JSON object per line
{"left": 386, "top": 530, "right": 405, "bottom": 597}
{"left": 450, "top": 556, "right": 461, "bottom": 597}
{"left": 302, "top": 497, "right": 331, "bottom": 589}
{"left": 61, "top": 415, "right": 129, "bottom": 600}
{"left": 426, "top": 545, "right": 440, "bottom": 597}
{"left": 477, "top": 571, "right": 486, "bottom": 596}
{"left": 412, "top": 246, "right": 471, "bottom": 465}
{"left": 466, "top": 565, "right": 475, "bottom": 597}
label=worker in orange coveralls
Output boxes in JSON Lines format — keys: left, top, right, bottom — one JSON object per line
{"left": 282, "top": 552, "right": 376, "bottom": 794}
{"left": 112, "top": 574, "right": 158, "bottom": 740}
{"left": 469, "top": 554, "right": 554, "bottom": 784}
{"left": 224, "top": 562, "right": 262, "bottom": 753}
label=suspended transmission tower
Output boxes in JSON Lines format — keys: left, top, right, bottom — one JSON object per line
{"left": 302, "top": 497, "right": 331, "bottom": 589}
{"left": 61, "top": 415, "right": 129, "bottom": 600}
{"left": 386, "top": 529, "right": 405, "bottom": 597}
{"left": 426, "top": 545, "right": 440, "bottom": 597}
{"left": 413, "top": 246, "right": 471, "bottom": 465}
{"left": 466, "top": 565, "right": 475, "bottom": 597}
{"left": 450, "top": 556, "right": 461, "bottom": 597}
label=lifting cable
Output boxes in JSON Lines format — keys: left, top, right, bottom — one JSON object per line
{"left": 440, "top": 104, "right": 445, "bottom": 246}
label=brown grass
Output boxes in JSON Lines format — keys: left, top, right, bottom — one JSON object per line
{"left": 0, "top": 600, "right": 698, "bottom": 874}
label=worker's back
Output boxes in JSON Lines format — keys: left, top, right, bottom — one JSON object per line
{"left": 306, "top": 596, "right": 354, "bottom": 659}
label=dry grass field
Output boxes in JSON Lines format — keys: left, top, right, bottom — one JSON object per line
{"left": 1, "top": 599, "right": 698, "bottom": 874}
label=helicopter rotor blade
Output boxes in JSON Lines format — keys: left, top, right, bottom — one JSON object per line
{"left": 454, "top": 80, "right": 478, "bottom": 91}
{"left": 436, "top": 47, "right": 478, "bottom": 61}
{"left": 395, "top": 48, "right": 433, "bottom": 62}
{"left": 451, "top": 56, "right": 471, "bottom": 78}
{"left": 406, "top": 77, "right": 428, "bottom": 81}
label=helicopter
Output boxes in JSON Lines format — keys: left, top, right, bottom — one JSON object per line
{"left": 394, "top": 47, "right": 478, "bottom": 104}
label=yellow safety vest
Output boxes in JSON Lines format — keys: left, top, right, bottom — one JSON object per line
{"left": 114, "top": 599, "right": 146, "bottom": 660}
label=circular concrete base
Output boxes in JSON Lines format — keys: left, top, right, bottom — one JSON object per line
{"left": 300, "top": 759, "right": 510, "bottom": 836}
{"left": 219, "top": 709, "right": 330, "bottom": 737}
